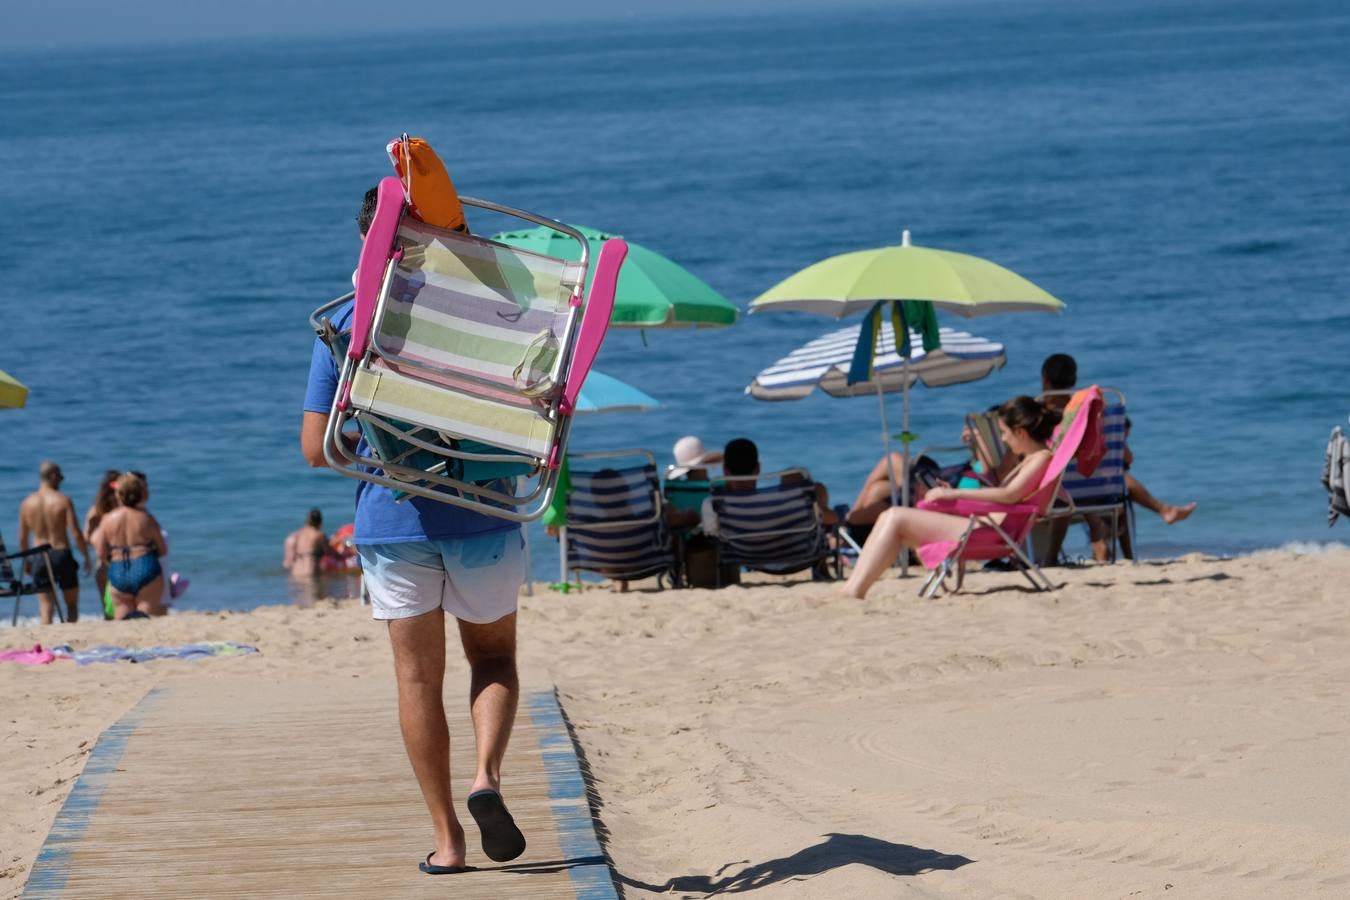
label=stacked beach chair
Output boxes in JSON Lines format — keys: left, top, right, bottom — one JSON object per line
{"left": 311, "top": 136, "right": 625, "bottom": 521}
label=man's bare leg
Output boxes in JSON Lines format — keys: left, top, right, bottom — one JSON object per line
{"left": 389, "top": 610, "right": 466, "bottom": 869}
{"left": 1126, "top": 474, "right": 1196, "bottom": 524}
{"left": 37, "top": 590, "right": 55, "bottom": 625}
{"left": 63, "top": 587, "right": 79, "bottom": 624}
{"left": 458, "top": 613, "right": 518, "bottom": 795}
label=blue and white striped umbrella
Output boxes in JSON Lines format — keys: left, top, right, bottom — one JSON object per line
{"left": 746, "top": 322, "right": 1006, "bottom": 400}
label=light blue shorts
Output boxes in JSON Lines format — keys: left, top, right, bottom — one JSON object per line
{"left": 358, "top": 530, "right": 525, "bottom": 623}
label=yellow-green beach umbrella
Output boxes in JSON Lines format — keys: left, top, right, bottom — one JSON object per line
{"left": 0, "top": 369, "right": 28, "bottom": 409}
{"left": 750, "top": 230, "right": 1065, "bottom": 318}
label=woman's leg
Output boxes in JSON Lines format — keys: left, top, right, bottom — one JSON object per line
{"left": 837, "top": 507, "right": 973, "bottom": 599}
{"left": 110, "top": 586, "right": 138, "bottom": 619}
{"left": 136, "top": 575, "right": 167, "bottom": 617}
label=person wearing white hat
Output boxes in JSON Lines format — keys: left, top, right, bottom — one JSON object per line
{"left": 665, "top": 435, "right": 723, "bottom": 482}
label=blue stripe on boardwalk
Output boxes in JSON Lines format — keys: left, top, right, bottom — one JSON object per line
{"left": 526, "top": 691, "right": 619, "bottom": 900}
{"left": 23, "top": 689, "right": 165, "bottom": 899}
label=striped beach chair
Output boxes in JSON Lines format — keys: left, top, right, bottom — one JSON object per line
{"left": 708, "top": 470, "right": 840, "bottom": 584}
{"left": 1039, "top": 386, "right": 1134, "bottom": 561}
{"left": 562, "top": 451, "right": 678, "bottom": 587}
{"left": 311, "top": 176, "right": 625, "bottom": 522}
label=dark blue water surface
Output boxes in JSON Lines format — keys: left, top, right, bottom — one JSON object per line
{"left": 3, "top": 0, "right": 1349, "bottom": 613}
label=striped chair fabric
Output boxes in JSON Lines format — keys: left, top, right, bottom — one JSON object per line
{"left": 349, "top": 218, "right": 587, "bottom": 459}
{"left": 566, "top": 462, "right": 675, "bottom": 582}
{"left": 710, "top": 477, "right": 830, "bottom": 574}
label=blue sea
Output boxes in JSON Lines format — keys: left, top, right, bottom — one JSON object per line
{"left": 3, "top": 0, "right": 1349, "bottom": 616}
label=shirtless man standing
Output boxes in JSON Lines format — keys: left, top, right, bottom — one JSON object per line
{"left": 19, "top": 461, "right": 92, "bottom": 624}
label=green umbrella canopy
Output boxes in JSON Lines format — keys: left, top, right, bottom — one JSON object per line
{"left": 0, "top": 368, "right": 28, "bottom": 409}
{"left": 751, "top": 230, "right": 1064, "bottom": 319}
{"left": 492, "top": 225, "right": 738, "bottom": 328}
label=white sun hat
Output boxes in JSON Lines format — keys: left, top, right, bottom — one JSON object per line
{"left": 666, "top": 435, "right": 723, "bottom": 480}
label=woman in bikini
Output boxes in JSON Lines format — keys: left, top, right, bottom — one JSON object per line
{"left": 94, "top": 472, "right": 169, "bottom": 618}
{"left": 838, "top": 396, "right": 1061, "bottom": 600}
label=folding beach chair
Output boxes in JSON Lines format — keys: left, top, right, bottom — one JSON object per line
{"left": 914, "top": 386, "right": 1102, "bottom": 599}
{"left": 707, "top": 470, "right": 841, "bottom": 585}
{"left": 310, "top": 176, "right": 626, "bottom": 522}
{"left": 562, "top": 450, "right": 679, "bottom": 587}
{"left": 1037, "top": 386, "right": 1135, "bottom": 561}
{"left": 965, "top": 410, "right": 1006, "bottom": 475}
{"left": 0, "top": 530, "right": 60, "bottom": 625}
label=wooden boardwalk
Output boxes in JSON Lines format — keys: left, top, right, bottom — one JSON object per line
{"left": 23, "top": 676, "right": 616, "bottom": 899}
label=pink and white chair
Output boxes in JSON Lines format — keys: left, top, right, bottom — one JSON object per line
{"left": 914, "top": 386, "right": 1103, "bottom": 598}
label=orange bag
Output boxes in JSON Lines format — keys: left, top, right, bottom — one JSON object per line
{"left": 386, "top": 136, "right": 467, "bottom": 232}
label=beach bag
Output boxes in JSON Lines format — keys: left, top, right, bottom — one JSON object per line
{"left": 1322, "top": 422, "right": 1350, "bottom": 525}
{"left": 386, "top": 136, "right": 467, "bottom": 232}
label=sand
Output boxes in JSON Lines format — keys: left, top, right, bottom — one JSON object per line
{"left": 4, "top": 548, "right": 1350, "bottom": 899}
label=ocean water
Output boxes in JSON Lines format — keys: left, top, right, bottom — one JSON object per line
{"left": 3, "top": 0, "right": 1349, "bottom": 615}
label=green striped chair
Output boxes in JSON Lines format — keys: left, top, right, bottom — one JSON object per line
{"left": 311, "top": 176, "right": 625, "bottom": 522}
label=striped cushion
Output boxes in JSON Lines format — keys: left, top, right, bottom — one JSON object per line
{"left": 349, "top": 364, "right": 557, "bottom": 458}
{"left": 566, "top": 464, "right": 673, "bottom": 579}
{"left": 376, "top": 219, "right": 585, "bottom": 397}
{"left": 713, "top": 480, "right": 826, "bottom": 569}
{"left": 1060, "top": 401, "right": 1128, "bottom": 507}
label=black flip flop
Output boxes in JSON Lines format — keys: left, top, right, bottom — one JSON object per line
{"left": 419, "top": 851, "right": 472, "bottom": 875}
{"left": 467, "top": 789, "right": 527, "bottom": 862}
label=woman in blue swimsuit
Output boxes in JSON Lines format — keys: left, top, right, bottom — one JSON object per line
{"left": 92, "top": 473, "right": 169, "bottom": 618}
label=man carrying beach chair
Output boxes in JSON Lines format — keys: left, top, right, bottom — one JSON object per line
{"left": 300, "top": 180, "right": 529, "bottom": 875}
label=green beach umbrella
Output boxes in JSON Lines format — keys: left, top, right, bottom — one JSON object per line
{"left": 750, "top": 230, "right": 1065, "bottom": 318}
{"left": 0, "top": 369, "right": 28, "bottom": 409}
{"left": 492, "top": 224, "right": 738, "bottom": 329}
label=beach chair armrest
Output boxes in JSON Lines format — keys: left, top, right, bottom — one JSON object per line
{"left": 348, "top": 176, "right": 405, "bottom": 363}
{"left": 561, "top": 238, "right": 627, "bottom": 416}
{"left": 2, "top": 543, "right": 53, "bottom": 562}
{"left": 917, "top": 498, "right": 1038, "bottom": 517}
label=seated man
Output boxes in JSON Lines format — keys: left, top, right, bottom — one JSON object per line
{"left": 700, "top": 437, "right": 835, "bottom": 536}
{"left": 1039, "top": 353, "right": 1196, "bottom": 563}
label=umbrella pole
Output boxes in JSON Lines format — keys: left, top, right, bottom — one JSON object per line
{"left": 900, "top": 358, "right": 912, "bottom": 577}
{"left": 875, "top": 380, "right": 909, "bottom": 578}
{"left": 877, "top": 382, "right": 899, "bottom": 508}
{"left": 558, "top": 525, "right": 569, "bottom": 587}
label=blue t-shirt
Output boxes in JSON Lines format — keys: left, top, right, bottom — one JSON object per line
{"left": 303, "top": 303, "right": 518, "bottom": 545}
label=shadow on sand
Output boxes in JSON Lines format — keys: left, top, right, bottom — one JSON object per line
{"left": 618, "top": 832, "right": 973, "bottom": 894}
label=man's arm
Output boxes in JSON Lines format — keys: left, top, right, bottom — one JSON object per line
{"left": 302, "top": 412, "right": 358, "bottom": 468}
{"left": 66, "top": 497, "right": 91, "bottom": 571}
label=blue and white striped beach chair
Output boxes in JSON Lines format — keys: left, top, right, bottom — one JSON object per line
{"left": 1040, "top": 386, "right": 1135, "bottom": 561}
{"left": 563, "top": 451, "right": 678, "bottom": 587}
{"left": 708, "top": 470, "right": 840, "bottom": 585}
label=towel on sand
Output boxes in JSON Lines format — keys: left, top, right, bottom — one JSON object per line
{"left": 50, "top": 642, "right": 259, "bottom": 666}
{"left": 0, "top": 644, "right": 58, "bottom": 665}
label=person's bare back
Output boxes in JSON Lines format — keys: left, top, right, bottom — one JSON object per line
{"left": 284, "top": 525, "right": 329, "bottom": 578}
{"left": 18, "top": 462, "right": 90, "bottom": 624}
{"left": 20, "top": 489, "right": 78, "bottom": 551}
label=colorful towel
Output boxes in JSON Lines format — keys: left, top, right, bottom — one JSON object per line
{"left": 0, "top": 644, "right": 57, "bottom": 665}
{"left": 49, "top": 642, "right": 259, "bottom": 666}
{"left": 1059, "top": 385, "right": 1106, "bottom": 477}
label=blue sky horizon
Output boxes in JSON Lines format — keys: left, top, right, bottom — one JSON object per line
{"left": 3, "top": 0, "right": 938, "bottom": 50}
